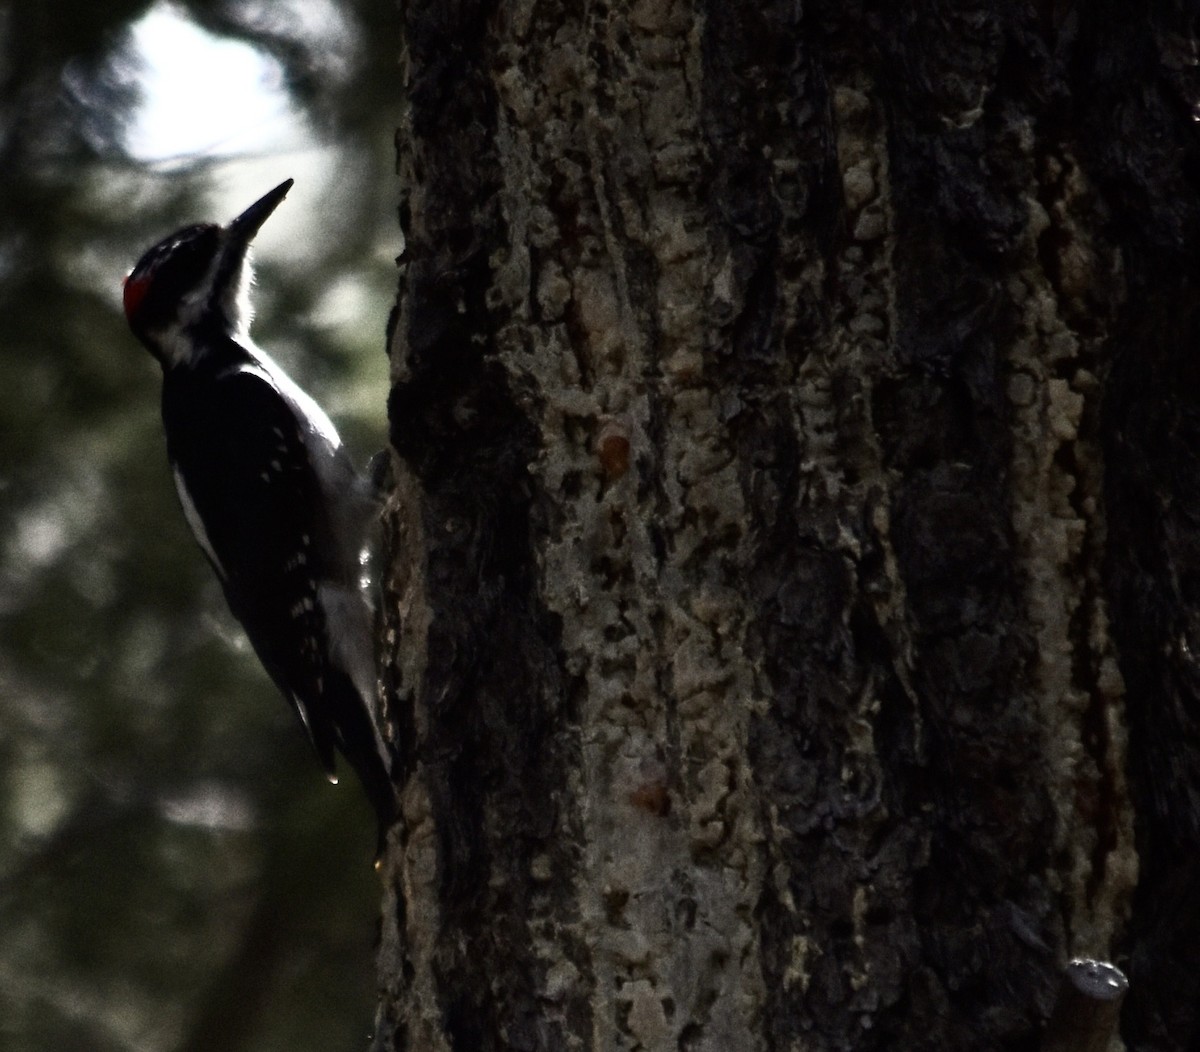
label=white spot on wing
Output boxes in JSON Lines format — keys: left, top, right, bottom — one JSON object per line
{"left": 172, "top": 466, "right": 226, "bottom": 580}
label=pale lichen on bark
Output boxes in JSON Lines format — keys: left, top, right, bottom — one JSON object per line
{"left": 492, "top": 1, "right": 768, "bottom": 1048}
{"left": 376, "top": 463, "right": 445, "bottom": 1047}
{"left": 1006, "top": 145, "right": 1137, "bottom": 957}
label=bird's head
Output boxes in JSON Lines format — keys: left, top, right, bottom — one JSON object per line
{"left": 123, "top": 178, "right": 293, "bottom": 366}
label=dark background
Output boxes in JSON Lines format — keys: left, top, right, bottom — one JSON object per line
{"left": 0, "top": 3, "right": 400, "bottom": 1048}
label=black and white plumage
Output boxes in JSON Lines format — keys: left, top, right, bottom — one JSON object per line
{"left": 123, "top": 180, "right": 396, "bottom": 854}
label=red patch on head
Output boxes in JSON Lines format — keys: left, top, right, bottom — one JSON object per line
{"left": 122, "top": 273, "right": 149, "bottom": 319}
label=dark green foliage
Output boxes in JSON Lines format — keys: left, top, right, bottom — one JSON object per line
{"left": 0, "top": 2, "right": 397, "bottom": 1048}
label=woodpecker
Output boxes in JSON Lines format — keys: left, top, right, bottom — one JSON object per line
{"left": 123, "top": 179, "right": 396, "bottom": 855}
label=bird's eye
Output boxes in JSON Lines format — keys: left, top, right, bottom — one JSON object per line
{"left": 156, "top": 227, "right": 221, "bottom": 288}
{"left": 124, "top": 225, "right": 221, "bottom": 325}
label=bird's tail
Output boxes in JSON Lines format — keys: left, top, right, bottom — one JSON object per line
{"left": 323, "top": 664, "right": 398, "bottom": 859}
{"left": 317, "top": 581, "right": 398, "bottom": 858}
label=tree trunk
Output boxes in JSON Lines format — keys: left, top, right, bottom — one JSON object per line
{"left": 376, "top": 3, "right": 1200, "bottom": 1049}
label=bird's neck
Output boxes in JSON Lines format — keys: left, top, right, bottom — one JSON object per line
{"left": 146, "top": 316, "right": 257, "bottom": 373}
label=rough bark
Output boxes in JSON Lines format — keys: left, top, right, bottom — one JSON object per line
{"left": 376, "top": 2, "right": 1200, "bottom": 1050}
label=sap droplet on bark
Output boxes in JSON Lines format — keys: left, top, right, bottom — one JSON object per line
{"left": 596, "top": 418, "right": 631, "bottom": 480}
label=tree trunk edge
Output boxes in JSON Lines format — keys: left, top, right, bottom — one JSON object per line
{"left": 376, "top": 4, "right": 1200, "bottom": 1051}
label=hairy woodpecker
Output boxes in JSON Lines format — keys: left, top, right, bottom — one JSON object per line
{"left": 123, "top": 179, "right": 396, "bottom": 855}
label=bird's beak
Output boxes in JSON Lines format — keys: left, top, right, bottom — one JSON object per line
{"left": 226, "top": 178, "right": 294, "bottom": 247}
{"left": 207, "top": 178, "right": 294, "bottom": 318}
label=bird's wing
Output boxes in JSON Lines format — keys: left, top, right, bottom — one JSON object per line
{"left": 164, "top": 363, "right": 341, "bottom": 773}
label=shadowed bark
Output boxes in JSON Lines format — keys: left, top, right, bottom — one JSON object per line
{"left": 375, "top": 2, "right": 1200, "bottom": 1049}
